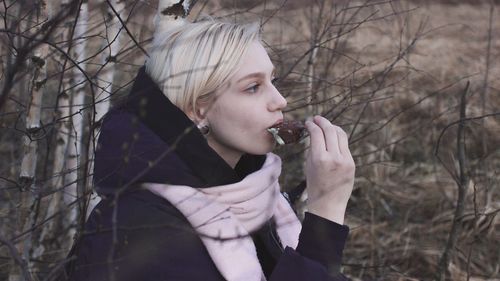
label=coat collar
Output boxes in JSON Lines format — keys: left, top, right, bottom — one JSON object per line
{"left": 114, "top": 67, "right": 266, "bottom": 188}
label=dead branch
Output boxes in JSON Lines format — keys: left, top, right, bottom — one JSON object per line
{"left": 0, "top": 234, "right": 33, "bottom": 281}
{"left": 436, "top": 81, "right": 469, "bottom": 281}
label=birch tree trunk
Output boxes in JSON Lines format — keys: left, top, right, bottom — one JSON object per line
{"left": 96, "top": 0, "right": 124, "bottom": 117}
{"left": 84, "top": 0, "right": 196, "bottom": 217}
{"left": 11, "top": 1, "right": 49, "bottom": 280}
{"left": 155, "top": 0, "right": 194, "bottom": 32}
{"left": 32, "top": 0, "right": 75, "bottom": 261}
{"left": 62, "top": 0, "right": 90, "bottom": 243}
{"left": 84, "top": 0, "right": 125, "bottom": 217}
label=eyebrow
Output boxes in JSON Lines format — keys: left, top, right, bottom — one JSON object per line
{"left": 236, "top": 66, "right": 276, "bottom": 83}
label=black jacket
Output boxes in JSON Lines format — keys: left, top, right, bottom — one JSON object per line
{"left": 62, "top": 68, "right": 350, "bottom": 281}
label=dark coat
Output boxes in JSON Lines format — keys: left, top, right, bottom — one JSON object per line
{"left": 61, "top": 68, "right": 350, "bottom": 281}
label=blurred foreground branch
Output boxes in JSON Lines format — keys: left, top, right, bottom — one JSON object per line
{"left": 436, "top": 81, "right": 469, "bottom": 281}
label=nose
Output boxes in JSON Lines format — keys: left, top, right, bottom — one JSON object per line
{"left": 268, "top": 85, "right": 287, "bottom": 111}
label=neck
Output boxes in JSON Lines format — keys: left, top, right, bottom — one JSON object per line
{"left": 207, "top": 138, "right": 242, "bottom": 169}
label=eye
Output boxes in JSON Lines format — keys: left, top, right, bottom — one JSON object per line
{"left": 245, "top": 83, "right": 260, "bottom": 94}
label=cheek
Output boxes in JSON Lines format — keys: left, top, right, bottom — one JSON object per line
{"left": 222, "top": 109, "right": 257, "bottom": 137}
{"left": 233, "top": 114, "right": 275, "bottom": 152}
{"left": 232, "top": 106, "right": 263, "bottom": 133}
{"left": 213, "top": 99, "right": 254, "bottom": 130}
{"left": 210, "top": 102, "right": 274, "bottom": 151}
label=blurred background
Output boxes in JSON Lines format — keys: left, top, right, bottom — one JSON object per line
{"left": 0, "top": 0, "right": 499, "bottom": 280}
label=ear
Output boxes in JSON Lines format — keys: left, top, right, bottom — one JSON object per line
{"left": 186, "top": 102, "right": 209, "bottom": 125}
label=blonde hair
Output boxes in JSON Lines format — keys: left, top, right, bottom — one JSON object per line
{"left": 145, "top": 19, "right": 260, "bottom": 118}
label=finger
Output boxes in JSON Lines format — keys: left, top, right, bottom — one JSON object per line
{"left": 334, "top": 126, "right": 350, "bottom": 157}
{"left": 314, "top": 116, "right": 340, "bottom": 155}
{"left": 305, "top": 119, "right": 326, "bottom": 159}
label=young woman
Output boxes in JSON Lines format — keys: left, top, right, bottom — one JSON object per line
{"left": 62, "top": 19, "right": 355, "bottom": 281}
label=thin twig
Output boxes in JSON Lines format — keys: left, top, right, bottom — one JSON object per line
{"left": 0, "top": 234, "right": 33, "bottom": 281}
{"left": 104, "top": 0, "right": 148, "bottom": 57}
{"left": 436, "top": 81, "right": 470, "bottom": 281}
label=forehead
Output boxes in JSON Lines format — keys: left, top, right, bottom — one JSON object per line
{"left": 232, "top": 41, "right": 274, "bottom": 77}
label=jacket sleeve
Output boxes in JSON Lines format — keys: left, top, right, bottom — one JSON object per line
{"left": 269, "top": 212, "right": 350, "bottom": 281}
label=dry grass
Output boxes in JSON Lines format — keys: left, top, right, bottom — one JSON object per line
{"left": 262, "top": 1, "right": 500, "bottom": 280}
{"left": 1, "top": 1, "right": 499, "bottom": 280}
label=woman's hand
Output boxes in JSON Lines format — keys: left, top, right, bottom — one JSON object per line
{"left": 304, "top": 115, "right": 355, "bottom": 225}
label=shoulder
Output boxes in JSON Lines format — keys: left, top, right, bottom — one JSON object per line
{"left": 68, "top": 190, "right": 223, "bottom": 280}
{"left": 83, "top": 189, "right": 200, "bottom": 246}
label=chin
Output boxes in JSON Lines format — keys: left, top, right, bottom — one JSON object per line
{"left": 239, "top": 142, "right": 270, "bottom": 156}
{"left": 239, "top": 133, "right": 275, "bottom": 155}
{"left": 249, "top": 142, "right": 274, "bottom": 155}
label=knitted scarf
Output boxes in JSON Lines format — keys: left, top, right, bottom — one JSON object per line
{"left": 143, "top": 153, "right": 302, "bottom": 281}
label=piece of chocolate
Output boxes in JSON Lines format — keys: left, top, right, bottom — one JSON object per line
{"left": 267, "top": 120, "right": 307, "bottom": 145}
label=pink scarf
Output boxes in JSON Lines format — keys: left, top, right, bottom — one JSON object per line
{"left": 143, "top": 153, "right": 301, "bottom": 281}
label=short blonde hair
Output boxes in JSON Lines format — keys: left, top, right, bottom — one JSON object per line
{"left": 145, "top": 20, "right": 260, "bottom": 118}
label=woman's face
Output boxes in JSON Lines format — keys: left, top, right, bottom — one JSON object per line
{"left": 203, "top": 41, "right": 287, "bottom": 168}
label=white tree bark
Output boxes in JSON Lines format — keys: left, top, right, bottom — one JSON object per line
{"left": 62, "top": 0, "right": 90, "bottom": 241}
{"left": 84, "top": 0, "right": 195, "bottom": 216}
{"left": 84, "top": 0, "right": 126, "bottom": 217}
{"left": 82, "top": 0, "right": 197, "bottom": 218}
{"left": 32, "top": 0, "right": 75, "bottom": 260}
{"left": 20, "top": 29, "right": 49, "bottom": 180}
{"left": 154, "top": 0, "right": 193, "bottom": 34}
{"left": 12, "top": 1, "right": 49, "bottom": 280}
{"left": 96, "top": 0, "right": 125, "bottom": 119}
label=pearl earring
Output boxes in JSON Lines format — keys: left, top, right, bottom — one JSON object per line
{"left": 197, "top": 123, "right": 210, "bottom": 135}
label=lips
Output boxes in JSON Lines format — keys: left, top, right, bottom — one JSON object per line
{"left": 270, "top": 119, "right": 284, "bottom": 128}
